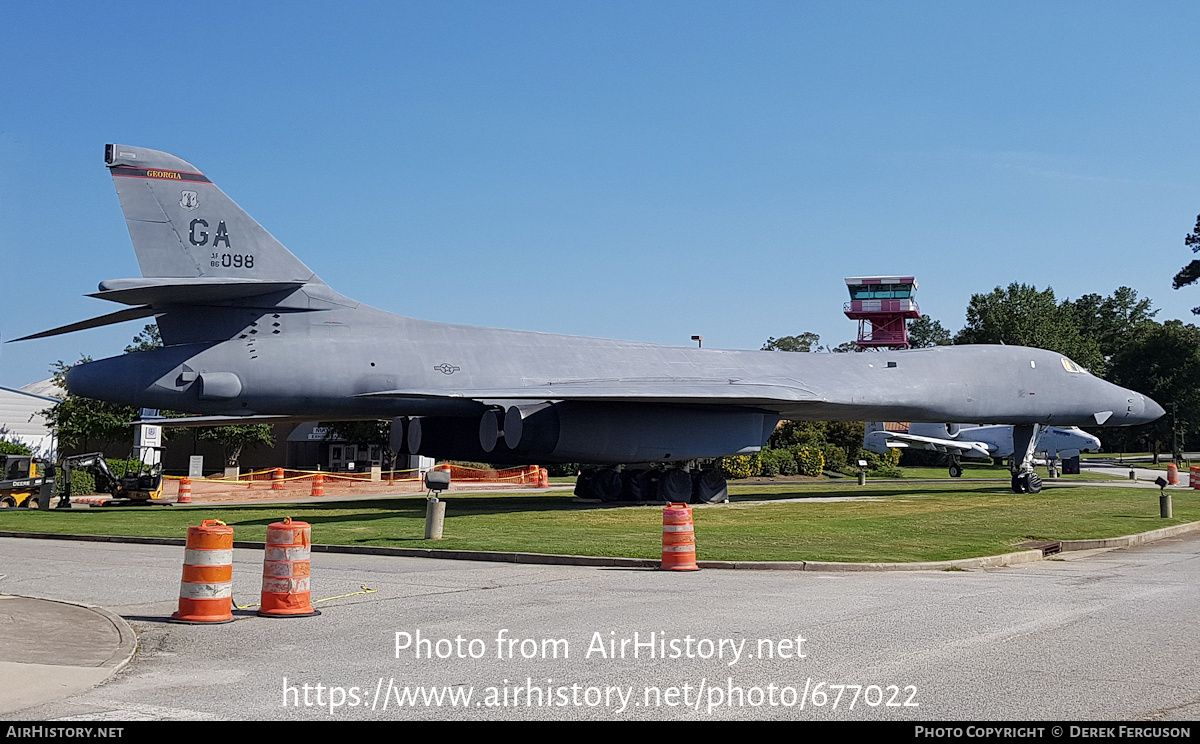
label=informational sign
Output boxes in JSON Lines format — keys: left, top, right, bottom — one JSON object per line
{"left": 188, "top": 455, "right": 204, "bottom": 478}
{"left": 134, "top": 424, "right": 161, "bottom": 448}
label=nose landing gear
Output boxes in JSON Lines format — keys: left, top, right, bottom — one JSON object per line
{"left": 1010, "top": 424, "right": 1043, "bottom": 493}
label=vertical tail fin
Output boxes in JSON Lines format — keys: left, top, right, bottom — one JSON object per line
{"left": 862, "top": 422, "right": 889, "bottom": 454}
{"left": 105, "top": 145, "right": 322, "bottom": 283}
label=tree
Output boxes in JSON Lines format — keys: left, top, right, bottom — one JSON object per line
{"left": 198, "top": 425, "right": 275, "bottom": 467}
{"left": 769, "top": 421, "right": 827, "bottom": 449}
{"left": 1107, "top": 320, "right": 1200, "bottom": 462}
{"left": 1172, "top": 215, "right": 1200, "bottom": 314}
{"left": 954, "top": 283, "right": 1103, "bottom": 371}
{"left": 125, "top": 323, "right": 162, "bottom": 353}
{"left": 1064, "top": 287, "right": 1158, "bottom": 370}
{"left": 762, "top": 333, "right": 820, "bottom": 352}
{"left": 907, "top": 316, "right": 952, "bottom": 348}
{"left": 829, "top": 341, "right": 861, "bottom": 353}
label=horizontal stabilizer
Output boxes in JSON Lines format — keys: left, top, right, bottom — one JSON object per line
{"left": 91, "top": 277, "right": 308, "bottom": 306}
{"left": 7, "top": 305, "right": 158, "bottom": 342}
{"left": 0, "top": 385, "right": 60, "bottom": 402}
{"left": 356, "top": 377, "right": 824, "bottom": 405}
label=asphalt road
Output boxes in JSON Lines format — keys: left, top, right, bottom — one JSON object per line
{"left": 1, "top": 534, "right": 1198, "bottom": 721}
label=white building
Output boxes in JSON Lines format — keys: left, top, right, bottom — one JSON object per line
{"left": 0, "top": 379, "right": 61, "bottom": 457}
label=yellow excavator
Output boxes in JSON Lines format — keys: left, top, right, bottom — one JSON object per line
{"left": 0, "top": 452, "right": 163, "bottom": 509}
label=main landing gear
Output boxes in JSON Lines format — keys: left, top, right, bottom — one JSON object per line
{"left": 947, "top": 455, "right": 963, "bottom": 478}
{"left": 1009, "top": 424, "right": 1043, "bottom": 494}
{"left": 574, "top": 465, "right": 729, "bottom": 504}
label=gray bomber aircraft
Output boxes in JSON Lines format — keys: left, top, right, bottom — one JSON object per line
{"left": 13, "top": 145, "right": 1164, "bottom": 499}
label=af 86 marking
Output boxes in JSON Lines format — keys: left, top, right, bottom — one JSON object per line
{"left": 210, "top": 252, "right": 255, "bottom": 269}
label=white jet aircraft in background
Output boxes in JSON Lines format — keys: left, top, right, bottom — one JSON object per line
{"left": 864, "top": 422, "right": 1101, "bottom": 478}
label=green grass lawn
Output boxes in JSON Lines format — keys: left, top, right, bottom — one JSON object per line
{"left": 2, "top": 482, "right": 1195, "bottom": 563}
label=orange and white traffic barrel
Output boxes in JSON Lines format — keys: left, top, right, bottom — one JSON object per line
{"left": 259, "top": 517, "right": 319, "bottom": 618}
{"left": 1191, "top": 466, "right": 1200, "bottom": 489}
{"left": 1167, "top": 463, "right": 1179, "bottom": 486}
{"left": 171, "top": 519, "right": 234, "bottom": 624}
{"left": 538, "top": 467, "right": 549, "bottom": 488}
{"left": 661, "top": 503, "right": 699, "bottom": 571}
{"left": 178, "top": 477, "right": 192, "bottom": 503}
{"left": 272, "top": 467, "right": 285, "bottom": 490}
{"left": 311, "top": 473, "right": 325, "bottom": 497}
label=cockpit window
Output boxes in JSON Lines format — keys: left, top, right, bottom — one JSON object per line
{"left": 1061, "top": 358, "right": 1088, "bottom": 374}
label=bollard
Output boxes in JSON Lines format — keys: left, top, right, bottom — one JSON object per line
{"left": 1161, "top": 492, "right": 1173, "bottom": 519}
{"left": 259, "top": 517, "right": 319, "bottom": 618}
{"left": 425, "top": 498, "right": 446, "bottom": 539}
{"left": 1129, "top": 469, "right": 1136, "bottom": 480}
{"left": 311, "top": 472, "right": 325, "bottom": 497}
{"left": 171, "top": 519, "right": 234, "bottom": 624}
{"left": 661, "top": 503, "right": 699, "bottom": 571}
{"left": 272, "top": 468, "right": 285, "bottom": 490}
{"left": 1167, "top": 463, "right": 1179, "bottom": 486}
{"left": 178, "top": 477, "right": 193, "bottom": 503}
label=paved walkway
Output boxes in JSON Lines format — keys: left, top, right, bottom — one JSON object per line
{"left": 0, "top": 595, "right": 136, "bottom": 716}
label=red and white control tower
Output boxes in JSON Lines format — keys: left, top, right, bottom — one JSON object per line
{"left": 843, "top": 276, "right": 921, "bottom": 350}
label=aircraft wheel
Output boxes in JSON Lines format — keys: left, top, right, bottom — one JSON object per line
{"left": 1010, "top": 475, "right": 1026, "bottom": 494}
{"left": 0, "top": 496, "right": 15, "bottom": 509}
{"left": 658, "top": 468, "right": 692, "bottom": 503}
{"left": 948, "top": 464, "right": 963, "bottom": 478}
{"left": 589, "top": 470, "right": 623, "bottom": 502}
{"left": 573, "top": 470, "right": 594, "bottom": 498}
{"left": 627, "top": 470, "right": 651, "bottom": 501}
{"left": 693, "top": 470, "right": 728, "bottom": 504}
{"left": 1022, "top": 473, "right": 1043, "bottom": 494}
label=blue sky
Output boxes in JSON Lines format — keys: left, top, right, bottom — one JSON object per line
{"left": 3, "top": 1, "right": 1200, "bottom": 387}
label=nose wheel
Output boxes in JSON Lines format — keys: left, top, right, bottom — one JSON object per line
{"left": 1010, "top": 472, "right": 1043, "bottom": 493}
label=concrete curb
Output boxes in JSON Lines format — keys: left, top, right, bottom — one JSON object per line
{"left": 0, "top": 594, "right": 138, "bottom": 716}
{"left": 1058, "top": 518, "right": 1200, "bottom": 551}
{"left": 3, "top": 520, "right": 1197, "bottom": 571}
{"left": 8, "top": 594, "right": 139, "bottom": 672}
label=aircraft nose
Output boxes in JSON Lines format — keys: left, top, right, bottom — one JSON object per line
{"left": 1140, "top": 394, "right": 1165, "bottom": 424}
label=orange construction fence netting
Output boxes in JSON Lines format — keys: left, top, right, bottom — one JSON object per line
{"left": 162, "top": 464, "right": 546, "bottom": 487}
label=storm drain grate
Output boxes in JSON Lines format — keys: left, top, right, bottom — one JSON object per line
{"left": 1017, "top": 540, "right": 1062, "bottom": 556}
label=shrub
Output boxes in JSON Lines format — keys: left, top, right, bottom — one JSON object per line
{"left": 821, "top": 444, "right": 847, "bottom": 472}
{"left": 840, "top": 448, "right": 902, "bottom": 477}
{"left": 0, "top": 440, "right": 32, "bottom": 456}
{"left": 105, "top": 457, "right": 145, "bottom": 479}
{"left": 793, "top": 446, "right": 825, "bottom": 477}
{"left": 55, "top": 469, "right": 96, "bottom": 496}
{"left": 717, "top": 453, "right": 761, "bottom": 479}
{"left": 758, "top": 448, "right": 792, "bottom": 477}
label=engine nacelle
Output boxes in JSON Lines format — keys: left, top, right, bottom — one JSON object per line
{"left": 499, "top": 402, "right": 777, "bottom": 464}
